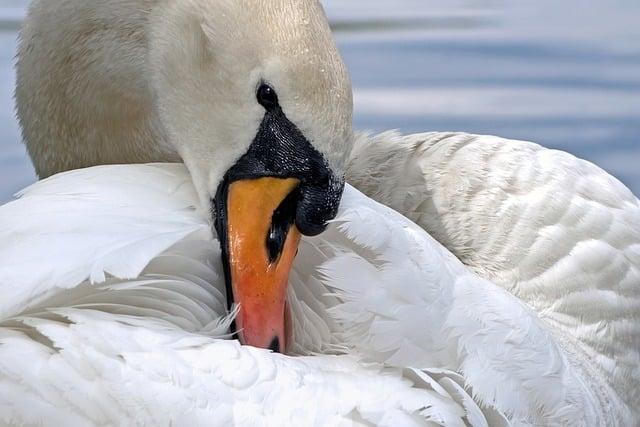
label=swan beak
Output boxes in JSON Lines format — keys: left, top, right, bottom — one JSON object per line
{"left": 213, "top": 102, "right": 344, "bottom": 353}
{"left": 219, "top": 177, "right": 302, "bottom": 353}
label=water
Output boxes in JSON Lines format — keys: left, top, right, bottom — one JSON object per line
{"left": 0, "top": 1, "right": 32, "bottom": 201}
{"left": 1, "top": 0, "right": 639, "bottom": 201}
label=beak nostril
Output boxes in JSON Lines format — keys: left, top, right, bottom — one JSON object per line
{"left": 267, "top": 187, "right": 299, "bottom": 264}
{"left": 268, "top": 336, "right": 281, "bottom": 353}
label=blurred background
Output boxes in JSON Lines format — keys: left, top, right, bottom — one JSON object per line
{"left": 1, "top": 0, "right": 639, "bottom": 201}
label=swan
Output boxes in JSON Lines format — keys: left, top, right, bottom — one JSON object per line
{"left": 5, "top": 0, "right": 639, "bottom": 424}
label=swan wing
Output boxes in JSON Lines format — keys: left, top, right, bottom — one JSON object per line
{"left": 1, "top": 312, "right": 471, "bottom": 427}
{"left": 0, "top": 164, "right": 209, "bottom": 320}
{"left": 0, "top": 163, "right": 496, "bottom": 426}
{"left": 311, "top": 185, "right": 601, "bottom": 425}
{"left": 346, "top": 131, "right": 640, "bottom": 425}
{"left": 347, "top": 132, "right": 640, "bottom": 366}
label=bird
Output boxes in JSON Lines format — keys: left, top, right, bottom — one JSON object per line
{"left": 5, "top": 0, "right": 639, "bottom": 425}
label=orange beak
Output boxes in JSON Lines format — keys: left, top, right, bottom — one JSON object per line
{"left": 223, "top": 177, "right": 301, "bottom": 353}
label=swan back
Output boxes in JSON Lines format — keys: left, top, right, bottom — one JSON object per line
{"left": 347, "top": 131, "right": 640, "bottom": 424}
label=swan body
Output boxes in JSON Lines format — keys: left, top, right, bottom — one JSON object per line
{"left": 1, "top": 162, "right": 614, "bottom": 425}
{"left": 0, "top": 164, "right": 512, "bottom": 426}
{"left": 8, "top": 0, "right": 639, "bottom": 424}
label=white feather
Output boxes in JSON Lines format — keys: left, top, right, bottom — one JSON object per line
{"left": 1, "top": 315, "right": 467, "bottom": 427}
{"left": 0, "top": 165, "right": 207, "bottom": 320}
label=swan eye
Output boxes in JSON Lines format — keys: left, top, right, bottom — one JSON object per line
{"left": 257, "top": 83, "right": 279, "bottom": 110}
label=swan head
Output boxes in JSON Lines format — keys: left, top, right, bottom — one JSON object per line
{"left": 148, "top": 0, "right": 352, "bottom": 352}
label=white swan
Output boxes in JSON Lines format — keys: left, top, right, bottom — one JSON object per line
{"left": 5, "top": 0, "right": 639, "bottom": 425}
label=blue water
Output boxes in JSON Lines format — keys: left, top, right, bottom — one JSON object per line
{"left": 1, "top": 0, "right": 639, "bottom": 201}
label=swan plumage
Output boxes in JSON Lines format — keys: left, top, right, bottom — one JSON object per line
{"left": 347, "top": 131, "right": 640, "bottom": 423}
{"left": 2, "top": 162, "right": 634, "bottom": 425}
{"left": 1, "top": 164, "right": 511, "bottom": 426}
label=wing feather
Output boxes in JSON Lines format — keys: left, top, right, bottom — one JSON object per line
{"left": 0, "top": 164, "right": 209, "bottom": 319}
